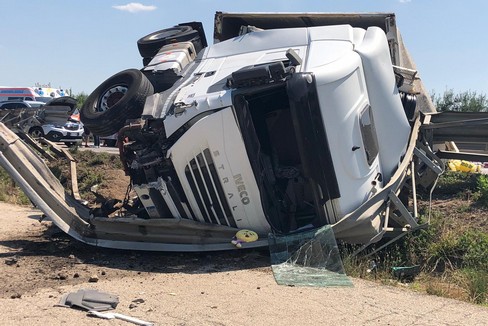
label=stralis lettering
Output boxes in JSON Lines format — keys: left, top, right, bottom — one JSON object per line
{"left": 233, "top": 174, "right": 250, "bottom": 205}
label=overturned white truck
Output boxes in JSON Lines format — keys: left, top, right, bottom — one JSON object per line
{"left": 1, "top": 12, "right": 487, "bottom": 251}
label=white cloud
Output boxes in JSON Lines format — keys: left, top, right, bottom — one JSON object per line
{"left": 399, "top": 0, "right": 412, "bottom": 3}
{"left": 112, "top": 3, "right": 157, "bottom": 13}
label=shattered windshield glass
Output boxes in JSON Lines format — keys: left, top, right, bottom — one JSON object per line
{"left": 269, "top": 226, "right": 353, "bottom": 287}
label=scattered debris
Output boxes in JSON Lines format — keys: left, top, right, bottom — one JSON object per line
{"left": 57, "top": 289, "right": 152, "bottom": 325}
{"left": 128, "top": 298, "right": 146, "bottom": 309}
{"left": 366, "top": 260, "right": 378, "bottom": 274}
{"left": 392, "top": 265, "right": 421, "bottom": 282}
{"left": 57, "top": 289, "right": 119, "bottom": 311}
{"left": 87, "top": 310, "right": 154, "bottom": 326}
{"left": 367, "top": 260, "right": 378, "bottom": 279}
{"left": 10, "top": 293, "right": 21, "bottom": 299}
{"left": 67, "top": 254, "right": 83, "bottom": 264}
{"left": 5, "top": 256, "right": 18, "bottom": 266}
{"left": 56, "top": 272, "right": 68, "bottom": 280}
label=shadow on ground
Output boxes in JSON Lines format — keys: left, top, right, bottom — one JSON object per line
{"left": 0, "top": 219, "right": 271, "bottom": 298}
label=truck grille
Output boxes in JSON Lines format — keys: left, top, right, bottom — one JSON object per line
{"left": 184, "top": 148, "right": 237, "bottom": 227}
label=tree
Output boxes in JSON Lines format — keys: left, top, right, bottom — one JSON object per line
{"left": 74, "top": 92, "right": 88, "bottom": 108}
{"left": 431, "top": 89, "right": 488, "bottom": 112}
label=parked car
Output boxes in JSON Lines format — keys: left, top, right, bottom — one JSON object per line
{"left": 0, "top": 97, "right": 84, "bottom": 146}
{"left": 0, "top": 100, "right": 45, "bottom": 110}
{"left": 27, "top": 97, "right": 84, "bottom": 145}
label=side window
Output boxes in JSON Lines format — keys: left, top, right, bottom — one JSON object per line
{"left": 1, "top": 103, "right": 14, "bottom": 109}
{"left": 2, "top": 103, "right": 26, "bottom": 109}
{"left": 359, "top": 105, "right": 379, "bottom": 166}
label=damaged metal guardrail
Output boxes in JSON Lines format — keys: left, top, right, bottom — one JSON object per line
{"left": 0, "top": 123, "right": 268, "bottom": 251}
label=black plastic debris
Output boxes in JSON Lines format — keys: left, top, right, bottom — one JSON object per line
{"left": 57, "top": 289, "right": 119, "bottom": 311}
{"left": 392, "top": 265, "right": 421, "bottom": 281}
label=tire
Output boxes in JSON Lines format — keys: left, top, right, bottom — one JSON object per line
{"left": 137, "top": 26, "right": 198, "bottom": 59}
{"left": 46, "top": 131, "right": 63, "bottom": 142}
{"left": 29, "top": 127, "right": 44, "bottom": 139}
{"left": 400, "top": 92, "right": 417, "bottom": 121}
{"left": 80, "top": 69, "right": 154, "bottom": 137}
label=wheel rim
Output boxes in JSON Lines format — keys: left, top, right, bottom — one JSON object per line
{"left": 147, "top": 27, "right": 187, "bottom": 41}
{"left": 51, "top": 133, "right": 61, "bottom": 141}
{"left": 97, "top": 85, "right": 128, "bottom": 112}
{"left": 30, "top": 129, "right": 43, "bottom": 138}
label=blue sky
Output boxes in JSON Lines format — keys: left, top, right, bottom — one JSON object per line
{"left": 0, "top": 0, "right": 486, "bottom": 96}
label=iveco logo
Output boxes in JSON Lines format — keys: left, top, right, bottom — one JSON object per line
{"left": 233, "top": 174, "right": 250, "bottom": 205}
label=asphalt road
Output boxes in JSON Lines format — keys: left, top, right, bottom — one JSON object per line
{"left": 60, "top": 142, "right": 119, "bottom": 155}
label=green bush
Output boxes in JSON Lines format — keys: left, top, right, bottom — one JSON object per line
{"left": 0, "top": 167, "right": 31, "bottom": 205}
{"left": 435, "top": 171, "right": 478, "bottom": 196}
{"left": 426, "top": 234, "right": 463, "bottom": 272}
{"left": 460, "top": 269, "right": 488, "bottom": 304}
{"left": 433, "top": 171, "right": 488, "bottom": 208}
{"left": 476, "top": 174, "right": 488, "bottom": 207}
{"left": 458, "top": 231, "right": 488, "bottom": 271}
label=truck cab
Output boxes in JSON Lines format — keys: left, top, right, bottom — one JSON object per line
{"left": 78, "top": 14, "right": 417, "bottom": 244}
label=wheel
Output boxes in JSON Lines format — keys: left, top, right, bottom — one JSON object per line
{"left": 400, "top": 92, "right": 417, "bottom": 121}
{"left": 80, "top": 69, "right": 154, "bottom": 137}
{"left": 29, "top": 127, "right": 44, "bottom": 139}
{"left": 47, "top": 131, "right": 62, "bottom": 142}
{"left": 137, "top": 26, "right": 198, "bottom": 59}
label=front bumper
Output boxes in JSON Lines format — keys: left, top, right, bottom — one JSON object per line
{"left": 43, "top": 124, "right": 84, "bottom": 142}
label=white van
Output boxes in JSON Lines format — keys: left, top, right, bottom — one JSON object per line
{"left": 0, "top": 87, "right": 38, "bottom": 102}
{"left": 0, "top": 86, "right": 67, "bottom": 103}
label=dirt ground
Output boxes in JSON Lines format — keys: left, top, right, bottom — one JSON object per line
{"left": 1, "top": 202, "right": 487, "bottom": 326}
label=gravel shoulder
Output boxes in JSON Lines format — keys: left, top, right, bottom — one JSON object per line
{"left": 1, "top": 202, "right": 487, "bottom": 326}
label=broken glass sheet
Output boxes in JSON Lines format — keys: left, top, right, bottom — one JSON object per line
{"left": 269, "top": 225, "right": 353, "bottom": 287}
